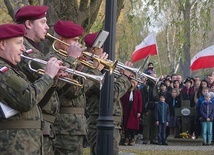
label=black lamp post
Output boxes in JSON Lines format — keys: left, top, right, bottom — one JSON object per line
{"left": 96, "top": 0, "right": 117, "bottom": 155}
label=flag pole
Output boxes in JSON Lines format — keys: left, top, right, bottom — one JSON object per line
{"left": 157, "top": 53, "right": 163, "bottom": 75}
{"left": 139, "top": 55, "right": 150, "bottom": 71}
{"left": 153, "top": 32, "right": 162, "bottom": 76}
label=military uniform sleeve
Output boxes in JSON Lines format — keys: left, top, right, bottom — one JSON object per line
{"left": 114, "top": 74, "right": 131, "bottom": 100}
{"left": 0, "top": 70, "right": 54, "bottom": 112}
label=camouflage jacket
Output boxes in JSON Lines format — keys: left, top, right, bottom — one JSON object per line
{"left": 17, "top": 38, "right": 60, "bottom": 118}
{"left": 46, "top": 47, "right": 97, "bottom": 135}
{"left": 86, "top": 74, "right": 131, "bottom": 125}
{"left": 0, "top": 58, "right": 54, "bottom": 121}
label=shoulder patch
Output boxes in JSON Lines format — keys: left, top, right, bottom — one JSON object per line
{"left": 0, "top": 66, "right": 9, "bottom": 73}
{"left": 25, "top": 49, "right": 34, "bottom": 54}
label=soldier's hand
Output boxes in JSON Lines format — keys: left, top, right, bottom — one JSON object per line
{"left": 137, "top": 113, "right": 141, "bottom": 118}
{"left": 122, "top": 61, "right": 133, "bottom": 77}
{"left": 45, "top": 57, "right": 65, "bottom": 79}
{"left": 67, "top": 42, "right": 86, "bottom": 58}
{"left": 207, "top": 118, "right": 210, "bottom": 122}
{"left": 94, "top": 52, "right": 108, "bottom": 71}
{"left": 166, "top": 122, "right": 169, "bottom": 126}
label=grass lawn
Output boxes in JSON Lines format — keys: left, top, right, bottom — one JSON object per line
{"left": 83, "top": 148, "right": 214, "bottom": 155}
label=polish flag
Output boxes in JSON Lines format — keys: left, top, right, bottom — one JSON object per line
{"left": 131, "top": 33, "right": 158, "bottom": 63}
{"left": 190, "top": 45, "right": 214, "bottom": 70}
{"left": 0, "top": 66, "right": 9, "bottom": 73}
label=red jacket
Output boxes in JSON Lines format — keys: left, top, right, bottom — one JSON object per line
{"left": 121, "top": 89, "right": 143, "bottom": 130}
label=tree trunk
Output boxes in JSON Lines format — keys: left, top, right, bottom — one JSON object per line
{"left": 181, "top": 0, "right": 191, "bottom": 77}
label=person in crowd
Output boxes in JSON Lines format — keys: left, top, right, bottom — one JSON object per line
{"left": 193, "top": 76, "right": 201, "bottom": 91}
{"left": 121, "top": 75, "right": 142, "bottom": 146}
{"left": 163, "top": 78, "right": 172, "bottom": 93}
{"left": 144, "top": 62, "right": 156, "bottom": 76}
{"left": 141, "top": 76, "right": 158, "bottom": 144}
{"left": 207, "top": 75, "right": 214, "bottom": 88}
{"left": 166, "top": 88, "right": 181, "bottom": 137}
{"left": 154, "top": 94, "right": 170, "bottom": 145}
{"left": 158, "top": 82, "right": 170, "bottom": 99}
{"left": 0, "top": 23, "right": 64, "bottom": 154}
{"left": 200, "top": 93, "right": 214, "bottom": 145}
{"left": 138, "top": 75, "right": 147, "bottom": 90}
{"left": 176, "top": 74, "right": 184, "bottom": 89}
{"left": 181, "top": 77, "right": 195, "bottom": 106}
{"left": 195, "top": 86, "right": 210, "bottom": 138}
{"left": 171, "top": 74, "right": 177, "bottom": 83}
{"left": 173, "top": 80, "right": 181, "bottom": 93}
{"left": 194, "top": 79, "right": 209, "bottom": 104}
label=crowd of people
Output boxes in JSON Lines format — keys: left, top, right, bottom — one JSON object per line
{"left": 120, "top": 62, "right": 214, "bottom": 146}
{"left": 0, "top": 4, "right": 214, "bottom": 155}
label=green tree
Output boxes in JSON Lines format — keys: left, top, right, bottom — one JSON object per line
{"left": 143, "top": 0, "right": 213, "bottom": 76}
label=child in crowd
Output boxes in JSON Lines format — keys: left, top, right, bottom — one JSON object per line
{"left": 154, "top": 94, "right": 170, "bottom": 145}
{"left": 166, "top": 88, "right": 181, "bottom": 137}
{"left": 200, "top": 93, "right": 214, "bottom": 145}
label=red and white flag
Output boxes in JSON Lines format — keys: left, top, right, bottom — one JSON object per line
{"left": 131, "top": 33, "right": 158, "bottom": 63}
{"left": 190, "top": 45, "right": 214, "bottom": 70}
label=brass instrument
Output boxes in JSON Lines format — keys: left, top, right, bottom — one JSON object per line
{"left": 113, "top": 62, "right": 159, "bottom": 85}
{"left": 20, "top": 54, "right": 106, "bottom": 89}
{"left": 46, "top": 33, "right": 118, "bottom": 75}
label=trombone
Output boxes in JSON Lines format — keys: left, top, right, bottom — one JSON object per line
{"left": 20, "top": 54, "right": 106, "bottom": 89}
{"left": 46, "top": 33, "right": 118, "bottom": 75}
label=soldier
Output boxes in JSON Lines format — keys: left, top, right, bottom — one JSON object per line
{"left": 84, "top": 32, "right": 132, "bottom": 155}
{"left": 0, "top": 23, "right": 63, "bottom": 154}
{"left": 46, "top": 20, "right": 91, "bottom": 155}
{"left": 14, "top": 5, "right": 82, "bottom": 154}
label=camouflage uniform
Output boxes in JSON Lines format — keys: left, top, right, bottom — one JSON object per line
{"left": 18, "top": 38, "right": 60, "bottom": 155}
{"left": 46, "top": 48, "right": 95, "bottom": 155}
{"left": 0, "top": 58, "right": 54, "bottom": 155}
{"left": 86, "top": 74, "right": 131, "bottom": 155}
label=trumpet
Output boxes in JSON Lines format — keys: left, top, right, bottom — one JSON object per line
{"left": 113, "top": 62, "right": 159, "bottom": 85}
{"left": 46, "top": 33, "right": 118, "bottom": 75}
{"left": 20, "top": 54, "right": 106, "bottom": 89}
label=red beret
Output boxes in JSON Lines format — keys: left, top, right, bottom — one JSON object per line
{"left": 15, "top": 5, "right": 49, "bottom": 23}
{"left": 54, "top": 20, "right": 84, "bottom": 38}
{"left": 83, "top": 32, "right": 99, "bottom": 47}
{"left": 0, "top": 24, "right": 26, "bottom": 40}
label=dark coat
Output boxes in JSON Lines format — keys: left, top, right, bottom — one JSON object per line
{"left": 200, "top": 101, "right": 214, "bottom": 122}
{"left": 166, "top": 95, "right": 181, "bottom": 116}
{"left": 121, "top": 89, "right": 142, "bottom": 130}
{"left": 154, "top": 102, "right": 170, "bottom": 123}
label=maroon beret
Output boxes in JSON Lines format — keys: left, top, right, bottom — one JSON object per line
{"left": 0, "top": 24, "right": 26, "bottom": 40}
{"left": 83, "top": 32, "right": 99, "bottom": 47}
{"left": 15, "top": 5, "right": 49, "bottom": 23}
{"left": 54, "top": 20, "right": 84, "bottom": 38}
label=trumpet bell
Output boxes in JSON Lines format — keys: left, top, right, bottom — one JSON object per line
{"left": 83, "top": 51, "right": 118, "bottom": 75}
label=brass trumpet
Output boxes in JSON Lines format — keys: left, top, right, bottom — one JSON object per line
{"left": 114, "top": 62, "right": 159, "bottom": 85}
{"left": 46, "top": 33, "right": 118, "bottom": 75}
{"left": 20, "top": 54, "right": 106, "bottom": 89}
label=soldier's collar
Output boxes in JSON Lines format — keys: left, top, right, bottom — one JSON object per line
{"left": 24, "top": 36, "right": 40, "bottom": 50}
{"left": 0, "top": 57, "right": 17, "bottom": 69}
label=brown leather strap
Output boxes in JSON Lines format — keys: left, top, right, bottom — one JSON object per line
{"left": 60, "top": 107, "right": 84, "bottom": 114}
{"left": 0, "top": 120, "right": 42, "bottom": 129}
{"left": 42, "top": 113, "right": 56, "bottom": 123}
{"left": 113, "top": 116, "right": 122, "bottom": 123}
{"left": 89, "top": 115, "right": 122, "bottom": 123}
